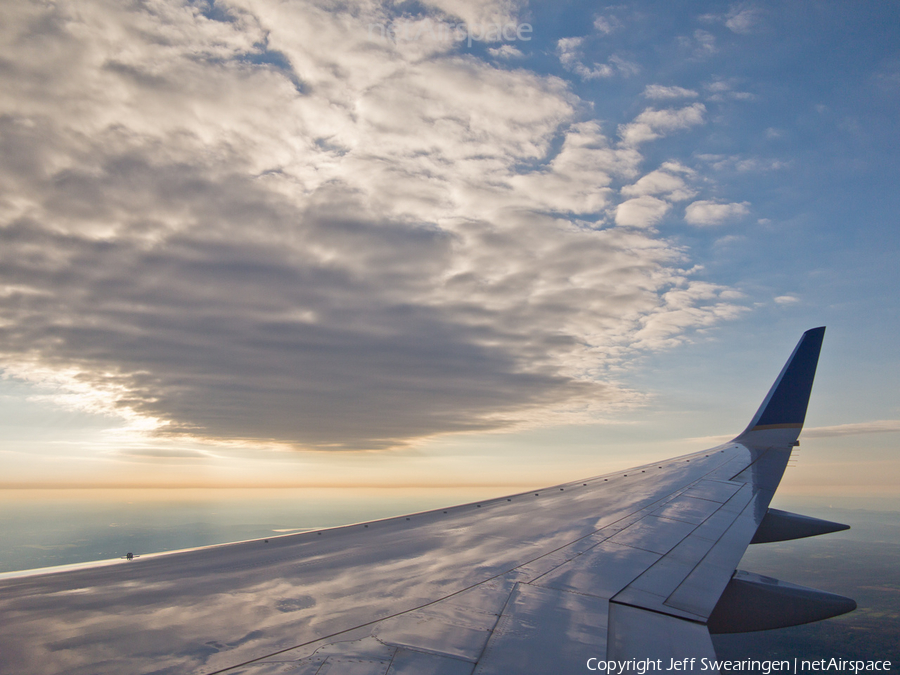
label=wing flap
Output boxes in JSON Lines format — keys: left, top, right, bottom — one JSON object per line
{"left": 609, "top": 480, "right": 753, "bottom": 621}
{"left": 373, "top": 597, "right": 500, "bottom": 663}
{"left": 232, "top": 635, "right": 480, "bottom": 675}
{"left": 663, "top": 491, "right": 769, "bottom": 617}
{"left": 387, "top": 650, "right": 477, "bottom": 675}
{"left": 529, "top": 541, "right": 662, "bottom": 598}
{"left": 681, "top": 479, "right": 744, "bottom": 503}
{"left": 473, "top": 584, "right": 609, "bottom": 675}
{"left": 607, "top": 602, "right": 718, "bottom": 671}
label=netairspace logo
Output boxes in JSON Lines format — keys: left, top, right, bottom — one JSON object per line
{"left": 368, "top": 19, "right": 533, "bottom": 48}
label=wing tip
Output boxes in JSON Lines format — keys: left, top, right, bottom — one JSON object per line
{"left": 737, "top": 327, "right": 826, "bottom": 444}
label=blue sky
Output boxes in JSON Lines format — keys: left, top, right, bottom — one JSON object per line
{"left": 0, "top": 0, "right": 897, "bottom": 492}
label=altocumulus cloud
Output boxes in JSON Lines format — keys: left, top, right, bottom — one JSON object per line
{"left": 684, "top": 200, "right": 751, "bottom": 226}
{"left": 0, "top": 0, "right": 745, "bottom": 451}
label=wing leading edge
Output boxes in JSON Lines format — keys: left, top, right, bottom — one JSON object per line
{"left": 0, "top": 328, "right": 856, "bottom": 675}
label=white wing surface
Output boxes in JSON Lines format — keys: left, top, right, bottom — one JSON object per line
{"left": 0, "top": 327, "right": 855, "bottom": 675}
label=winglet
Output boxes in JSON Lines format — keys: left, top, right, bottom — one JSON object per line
{"left": 735, "top": 327, "right": 825, "bottom": 446}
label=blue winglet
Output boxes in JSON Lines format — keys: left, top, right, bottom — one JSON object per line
{"left": 737, "top": 327, "right": 825, "bottom": 443}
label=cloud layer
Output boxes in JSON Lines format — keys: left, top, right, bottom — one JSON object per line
{"left": 0, "top": 0, "right": 744, "bottom": 450}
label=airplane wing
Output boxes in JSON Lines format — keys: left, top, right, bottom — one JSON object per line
{"left": 0, "top": 327, "right": 856, "bottom": 675}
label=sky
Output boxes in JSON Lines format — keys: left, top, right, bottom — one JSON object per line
{"left": 0, "top": 0, "right": 898, "bottom": 492}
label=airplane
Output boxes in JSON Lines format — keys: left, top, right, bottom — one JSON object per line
{"left": 0, "top": 326, "right": 857, "bottom": 675}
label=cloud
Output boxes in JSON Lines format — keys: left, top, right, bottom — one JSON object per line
{"left": 696, "top": 154, "right": 787, "bottom": 172}
{"left": 593, "top": 16, "right": 620, "bottom": 35}
{"left": 621, "top": 166, "right": 696, "bottom": 201}
{"left": 733, "top": 158, "right": 786, "bottom": 171}
{"left": 693, "top": 420, "right": 900, "bottom": 445}
{"left": 699, "top": 5, "right": 763, "bottom": 35}
{"left": 112, "top": 448, "right": 213, "bottom": 460}
{"left": 633, "top": 281, "right": 749, "bottom": 349}
{"left": 488, "top": 44, "right": 523, "bottom": 59}
{"left": 774, "top": 295, "right": 800, "bottom": 305}
{"left": 506, "top": 121, "right": 641, "bottom": 214}
{"left": 556, "top": 38, "right": 639, "bottom": 80}
{"left": 419, "top": 0, "right": 525, "bottom": 27}
{"left": 684, "top": 200, "right": 751, "bottom": 226}
{"left": 618, "top": 104, "right": 706, "bottom": 145}
{"left": 643, "top": 85, "right": 698, "bottom": 100}
{"left": 556, "top": 37, "right": 585, "bottom": 66}
{"left": 0, "top": 0, "right": 746, "bottom": 451}
{"left": 713, "top": 234, "right": 747, "bottom": 249}
{"left": 679, "top": 29, "right": 717, "bottom": 58}
{"left": 872, "top": 58, "right": 900, "bottom": 93}
{"left": 703, "top": 79, "right": 755, "bottom": 102}
{"left": 615, "top": 196, "right": 671, "bottom": 228}
{"left": 725, "top": 6, "right": 763, "bottom": 34}
{"left": 803, "top": 421, "right": 900, "bottom": 438}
